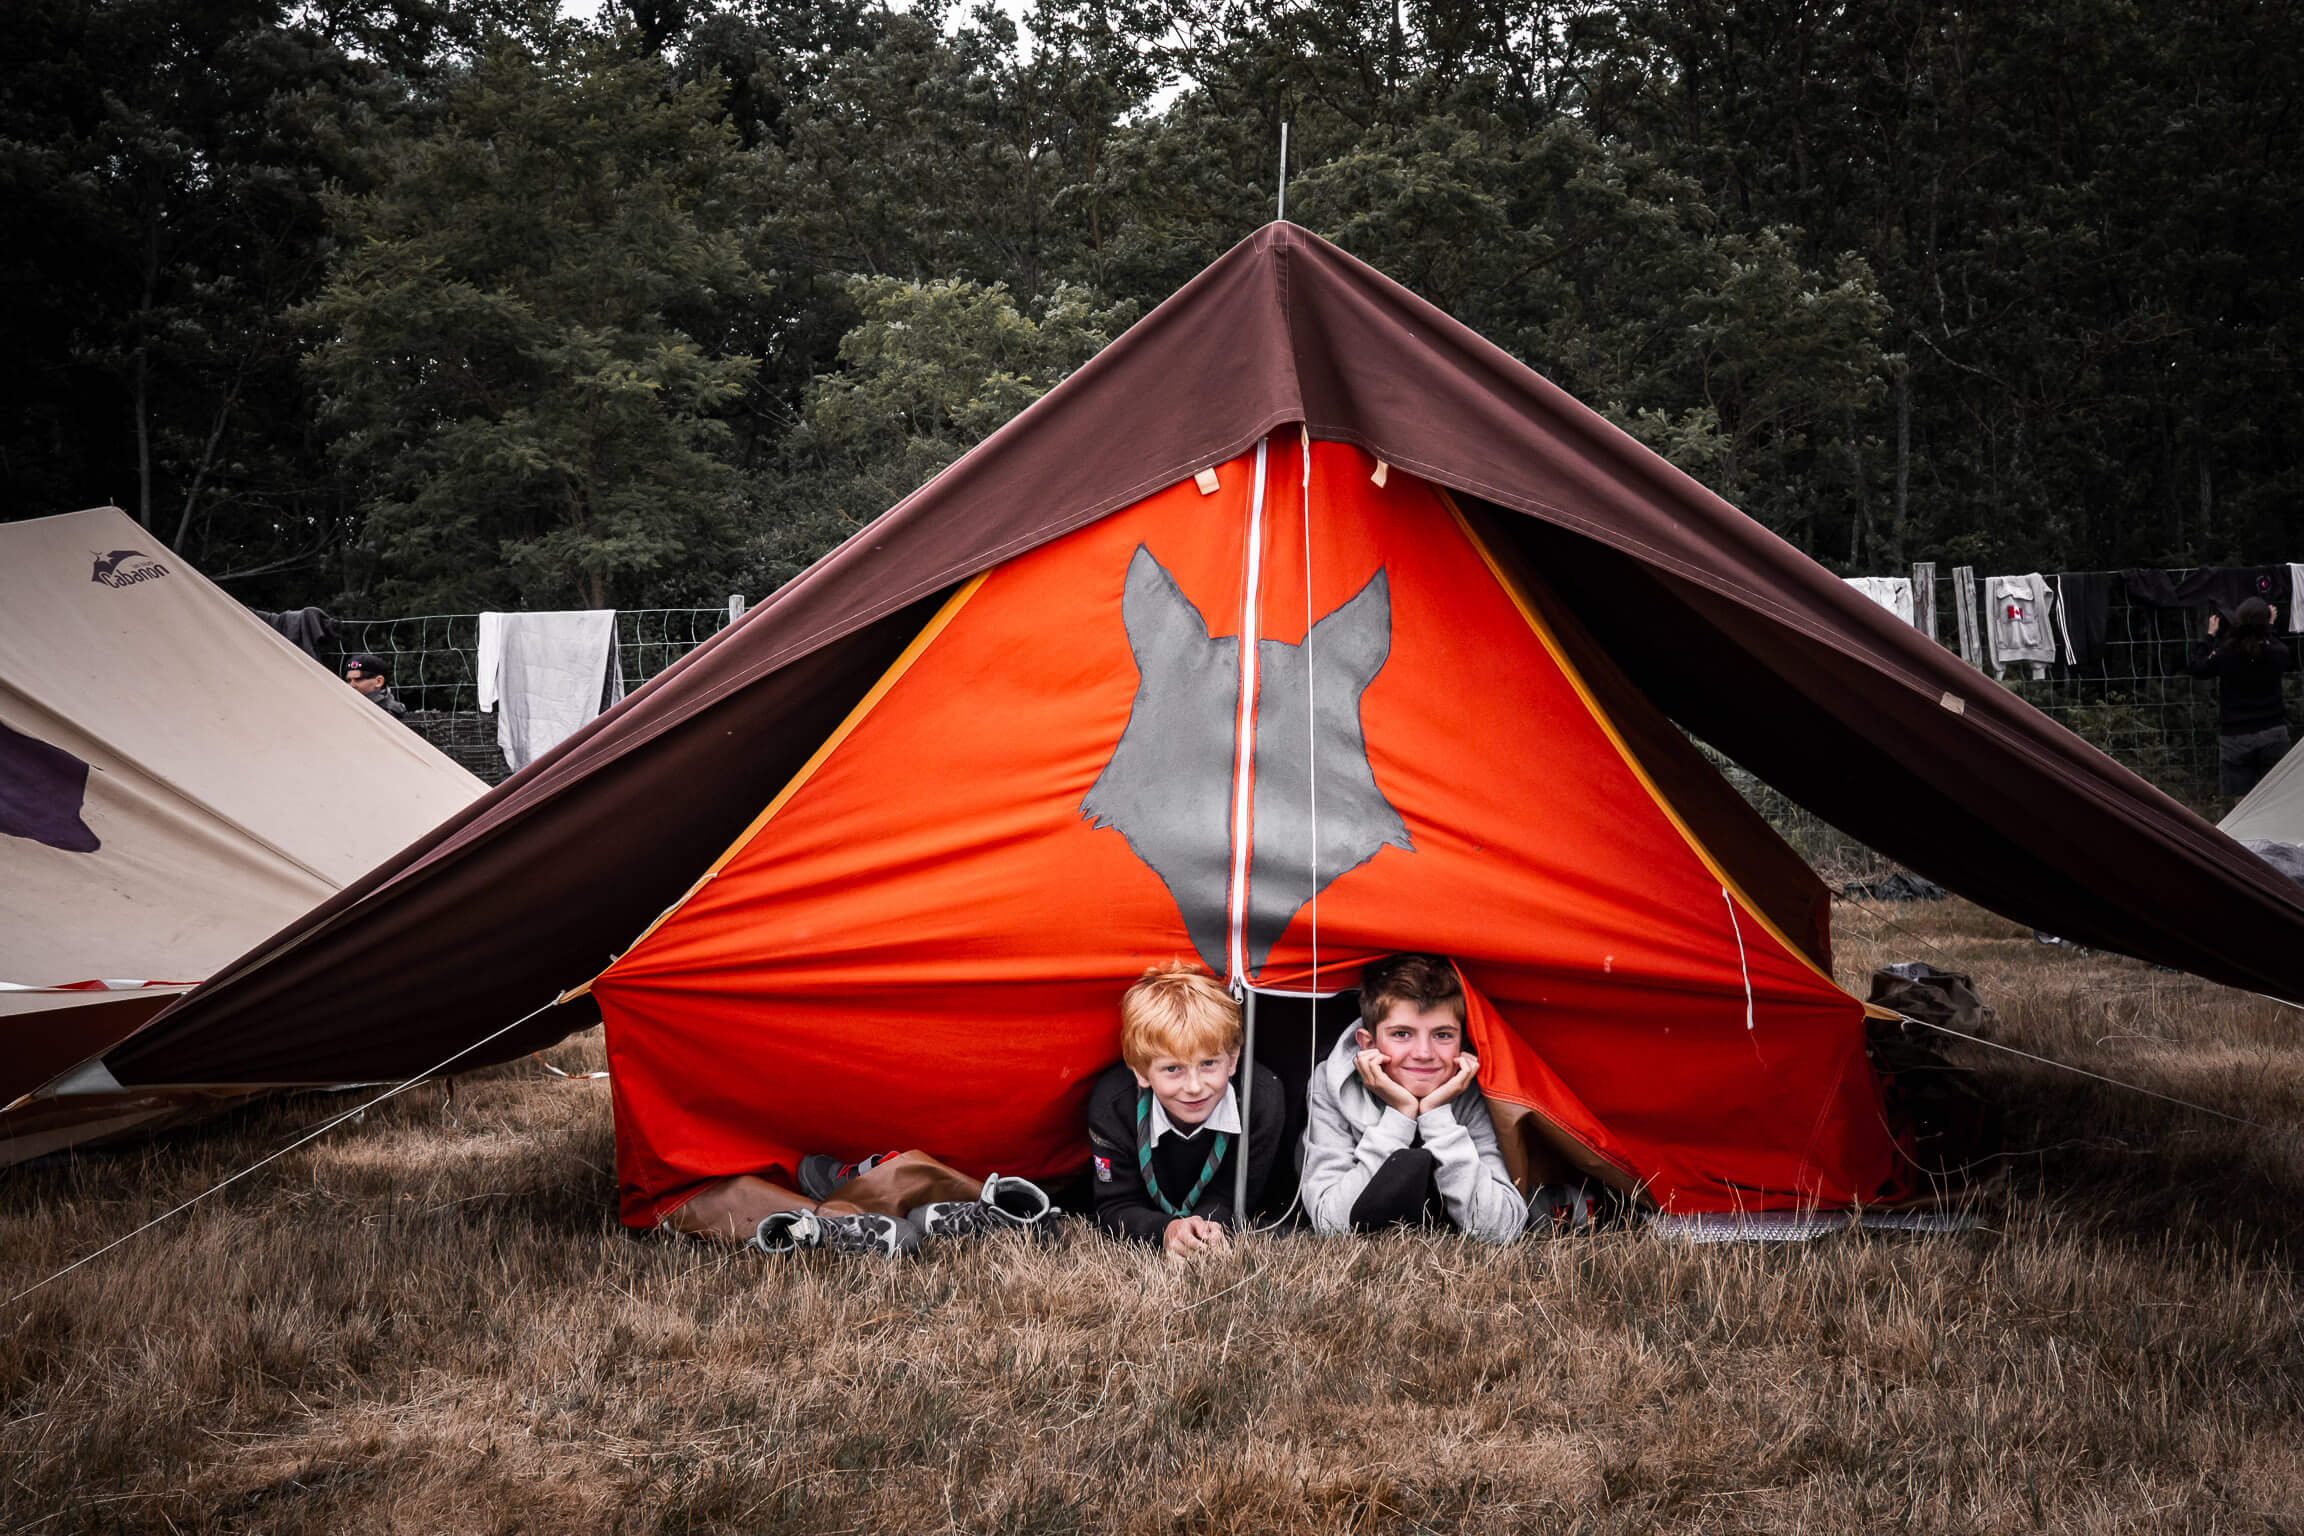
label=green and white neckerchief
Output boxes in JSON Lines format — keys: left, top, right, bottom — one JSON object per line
{"left": 1135, "top": 1088, "right": 1231, "bottom": 1218}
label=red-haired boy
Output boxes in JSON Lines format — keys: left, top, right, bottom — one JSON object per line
{"left": 1085, "top": 963, "right": 1286, "bottom": 1259}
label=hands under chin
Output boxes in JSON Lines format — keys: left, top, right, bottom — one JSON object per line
{"left": 1354, "top": 1049, "right": 1421, "bottom": 1115}
{"left": 1354, "top": 1050, "right": 1482, "bottom": 1118}
{"left": 1414, "top": 1053, "right": 1481, "bottom": 1115}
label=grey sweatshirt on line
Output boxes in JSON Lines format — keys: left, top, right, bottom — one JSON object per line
{"left": 1299, "top": 1025, "right": 1527, "bottom": 1242}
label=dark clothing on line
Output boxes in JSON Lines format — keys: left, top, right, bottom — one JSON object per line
{"left": 2220, "top": 725, "right": 2291, "bottom": 797}
{"left": 254, "top": 605, "right": 338, "bottom": 658}
{"left": 1347, "top": 1146, "right": 1452, "bottom": 1231}
{"left": 2180, "top": 567, "right": 2289, "bottom": 620}
{"left": 2188, "top": 637, "right": 2291, "bottom": 734}
{"left": 2121, "top": 568, "right": 2179, "bottom": 608}
{"left": 2123, "top": 567, "right": 2290, "bottom": 622}
{"left": 2055, "top": 574, "right": 2114, "bottom": 670}
{"left": 1084, "top": 1060, "right": 1285, "bottom": 1243}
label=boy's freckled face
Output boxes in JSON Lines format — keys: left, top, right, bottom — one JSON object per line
{"left": 1132, "top": 1049, "right": 1240, "bottom": 1127}
{"left": 1357, "top": 1001, "right": 1463, "bottom": 1096}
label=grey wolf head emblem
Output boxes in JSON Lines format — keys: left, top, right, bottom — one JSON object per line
{"left": 0, "top": 719, "right": 100, "bottom": 852}
{"left": 91, "top": 549, "right": 167, "bottom": 587}
{"left": 1081, "top": 545, "right": 1411, "bottom": 978}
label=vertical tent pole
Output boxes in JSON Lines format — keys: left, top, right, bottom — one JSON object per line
{"left": 1234, "top": 988, "right": 1257, "bottom": 1226}
{"left": 1277, "top": 123, "right": 1289, "bottom": 223}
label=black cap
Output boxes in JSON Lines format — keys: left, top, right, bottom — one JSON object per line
{"left": 345, "top": 651, "right": 389, "bottom": 679}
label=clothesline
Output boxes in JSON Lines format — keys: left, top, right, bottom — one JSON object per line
{"left": 1842, "top": 561, "right": 2304, "bottom": 680}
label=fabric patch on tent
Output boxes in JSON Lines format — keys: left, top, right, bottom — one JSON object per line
{"left": 1939, "top": 692, "right": 1966, "bottom": 715}
{"left": 1081, "top": 547, "right": 1410, "bottom": 975}
{"left": 1194, "top": 467, "right": 1220, "bottom": 495}
{"left": 1080, "top": 546, "right": 1245, "bottom": 972}
{"left": 1244, "top": 568, "right": 1412, "bottom": 973}
{"left": 0, "top": 720, "right": 100, "bottom": 853}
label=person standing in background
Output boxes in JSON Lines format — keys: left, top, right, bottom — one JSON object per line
{"left": 343, "top": 652, "right": 409, "bottom": 718}
{"left": 2189, "top": 597, "right": 2291, "bottom": 797}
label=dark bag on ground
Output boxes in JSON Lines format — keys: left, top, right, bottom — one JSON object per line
{"left": 1842, "top": 871, "right": 1946, "bottom": 901}
{"left": 1865, "top": 962, "right": 2004, "bottom": 1186}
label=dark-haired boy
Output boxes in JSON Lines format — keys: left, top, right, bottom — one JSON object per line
{"left": 1301, "top": 953, "right": 1525, "bottom": 1241}
{"left": 1085, "top": 962, "right": 1286, "bottom": 1260}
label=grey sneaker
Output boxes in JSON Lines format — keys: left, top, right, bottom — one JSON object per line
{"left": 796, "top": 1150, "right": 898, "bottom": 1201}
{"left": 751, "top": 1208, "right": 921, "bottom": 1258}
{"left": 906, "top": 1173, "right": 1053, "bottom": 1241}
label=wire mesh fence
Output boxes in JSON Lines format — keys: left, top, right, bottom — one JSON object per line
{"left": 1703, "top": 566, "right": 2303, "bottom": 894}
{"left": 1905, "top": 566, "right": 2301, "bottom": 820}
{"left": 327, "top": 569, "right": 2290, "bottom": 830}
{"left": 329, "top": 608, "right": 736, "bottom": 782}
{"left": 332, "top": 608, "right": 736, "bottom": 714}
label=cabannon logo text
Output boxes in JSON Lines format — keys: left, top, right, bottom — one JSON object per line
{"left": 91, "top": 549, "right": 170, "bottom": 588}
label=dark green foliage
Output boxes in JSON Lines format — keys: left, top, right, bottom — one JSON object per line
{"left": 0, "top": 0, "right": 388, "bottom": 599}
{"left": 1600, "top": 0, "right": 2304, "bottom": 568}
{"left": 4, "top": 0, "right": 2299, "bottom": 609}
{"left": 304, "top": 35, "right": 760, "bottom": 609}
{"left": 735, "top": 275, "right": 1136, "bottom": 596}
{"left": 1286, "top": 115, "right": 1888, "bottom": 536}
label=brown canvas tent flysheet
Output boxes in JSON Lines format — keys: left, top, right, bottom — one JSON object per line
{"left": 99, "top": 223, "right": 2304, "bottom": 1096}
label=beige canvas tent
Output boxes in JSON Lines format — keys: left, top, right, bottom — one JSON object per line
{"left": 0, "top": 507, "right": 485, "bottom": 1163}
{"left": 2220, "top": 743, "right": 2304, "bottom": 847}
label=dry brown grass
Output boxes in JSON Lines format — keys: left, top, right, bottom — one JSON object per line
{"left": 5, "top": 898, "right": 2303, "bottom": 1534}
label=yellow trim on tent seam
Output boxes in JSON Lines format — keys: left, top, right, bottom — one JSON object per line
{"left": 562, "top": 572, "right": 992, "bottom": 1001}
{"left": 1438, "top": 492, "right": 1843, "bottom": 993}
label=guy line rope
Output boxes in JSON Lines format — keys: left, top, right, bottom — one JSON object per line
{"left": 1838, "top": 889, "right": 2297, "bottom": 1139}
{"left": 8, "top": 993, "right": 574, "bottom": 1307}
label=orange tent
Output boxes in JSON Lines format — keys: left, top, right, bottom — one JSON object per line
{"left": 110, "top": 224, "right": 2304, "bottom": 1222}
{"left": 589, "top": 439, "right": 1907, "bottom": 1226}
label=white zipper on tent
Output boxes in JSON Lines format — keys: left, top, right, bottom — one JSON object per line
{"left": 1224, "top": 436, "right": 1271, "bottom": 987}
{"left": 1300, "top": 426, "right": 1317, "bottom": 998}
{"left": 1722, "top": 886, "right": 1755, "bottom": 1030}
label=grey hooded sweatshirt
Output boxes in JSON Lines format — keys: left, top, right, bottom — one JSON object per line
{"left": 1300, "top": 1024, "right": 1527, "bottom": 1241}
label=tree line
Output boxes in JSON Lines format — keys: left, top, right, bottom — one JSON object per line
{"left": 3, "top": 0, "right": 2297, "bottom": 614}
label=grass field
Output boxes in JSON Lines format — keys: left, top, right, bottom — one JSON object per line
{"left": 5, "top": 897, "right": 2302, "bottom": 1534}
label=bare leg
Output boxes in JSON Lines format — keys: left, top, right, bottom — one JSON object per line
{"left": 662, "top": 1175, "right": 864, "bottom": 1243}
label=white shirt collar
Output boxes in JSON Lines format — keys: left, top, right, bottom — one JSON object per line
{"left": 1148, "top": 1082, "right": 1243, "bottom": 1144}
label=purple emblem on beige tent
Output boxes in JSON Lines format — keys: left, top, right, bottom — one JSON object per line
{"left": 0, "top": 719, "right": 99, "bottom": 852}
